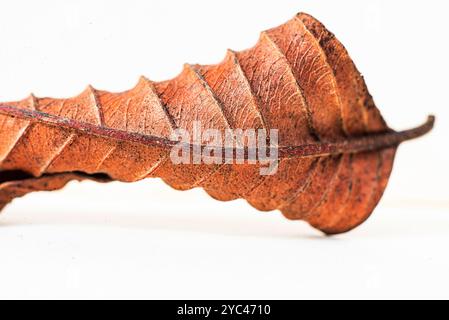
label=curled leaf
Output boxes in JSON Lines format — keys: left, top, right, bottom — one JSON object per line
{"left": 0, "top": 13, "right": 433, "bottom": 234}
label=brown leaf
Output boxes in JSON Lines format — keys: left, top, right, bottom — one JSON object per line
{"left": 0, "top": 12, "right": 434, "bottom": 234}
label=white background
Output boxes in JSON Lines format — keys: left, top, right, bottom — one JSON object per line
{"left": 0, "top": 0, "right": 448, "bottom": 299}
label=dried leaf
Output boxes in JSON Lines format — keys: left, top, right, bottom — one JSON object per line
{"left": 0, "top": 13, "right": 433, "bottom": 234}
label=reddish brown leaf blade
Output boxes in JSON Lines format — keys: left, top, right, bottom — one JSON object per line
{"left": 0, "top": 13, "right": 434, "bottom": 234}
